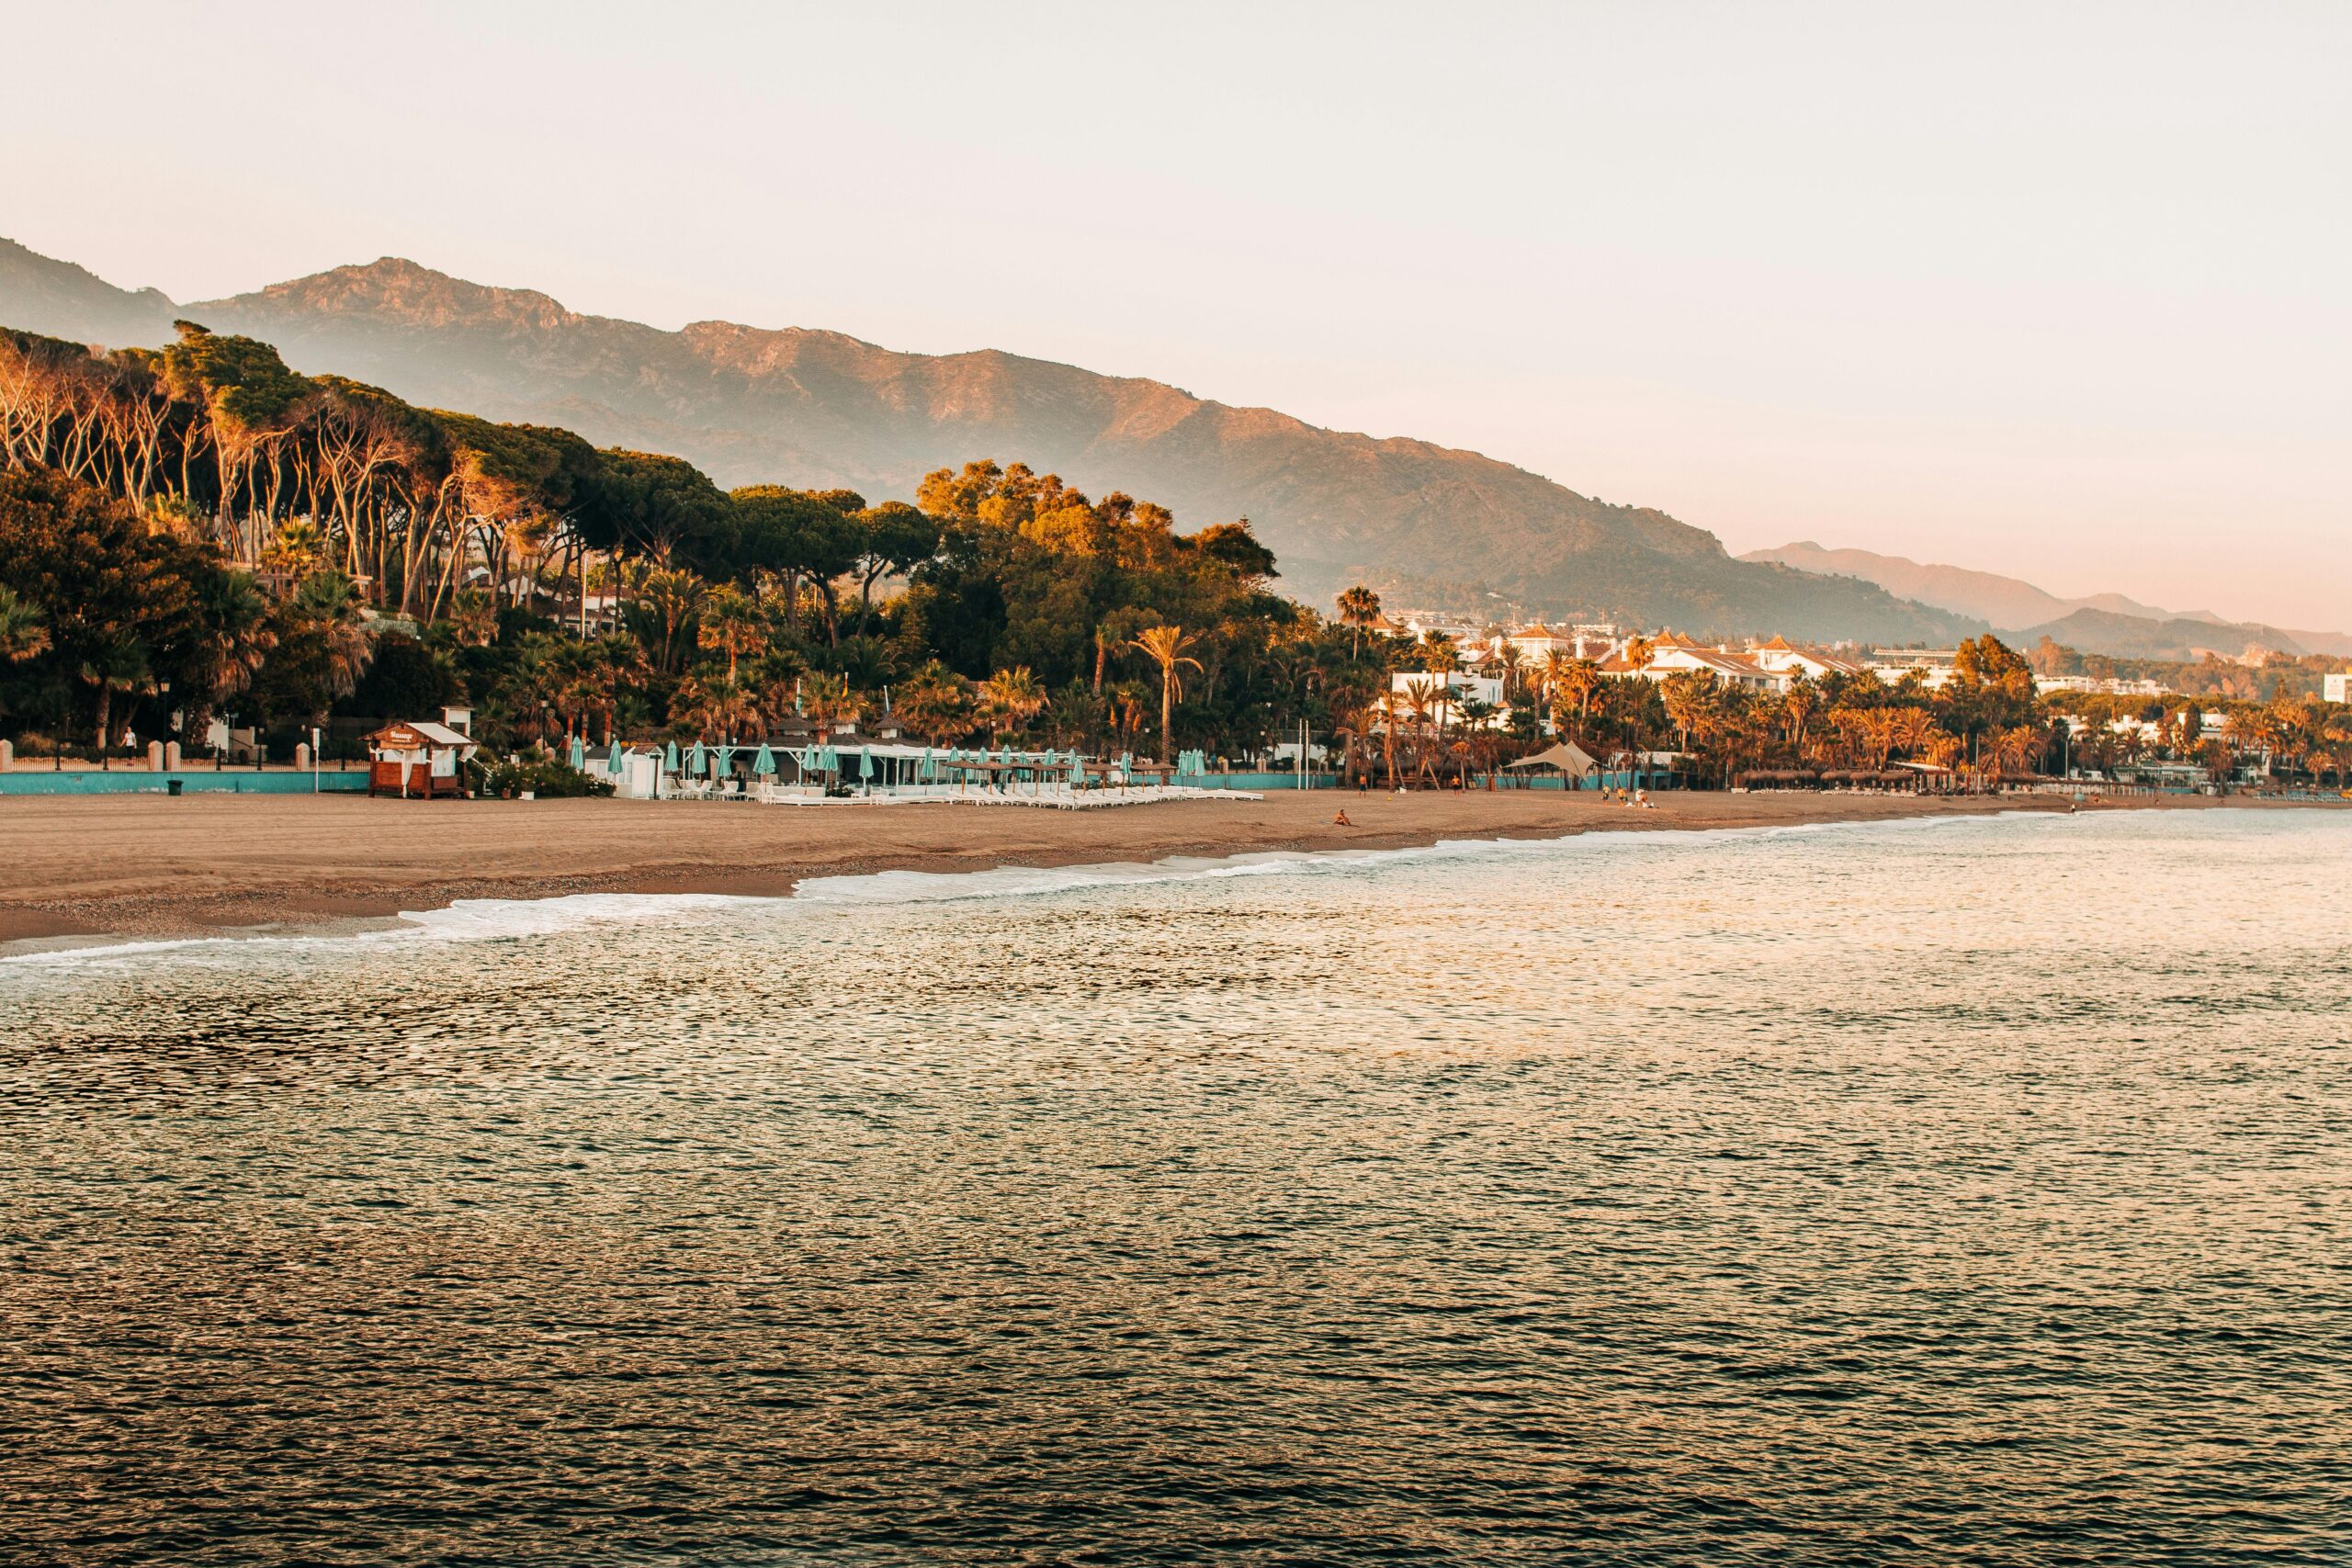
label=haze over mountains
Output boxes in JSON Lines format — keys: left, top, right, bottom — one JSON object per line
{"left": 0, "top": 235, "right": 1973, "bottom": 644}
{"left": 1742, "top": 542, "right": 2351, "bottom": 660}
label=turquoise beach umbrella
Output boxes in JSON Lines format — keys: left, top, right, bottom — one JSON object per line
{"left": 568, "top": 733, "right": 584, "bottom": 772}
{"left": 664, "top": 739, "right": 680, "bottom": 773}
{"left": 752, "top": 743, "right": 776, "bottom": 776}
{"left": 686, "top": 740, "right": 707, "bottom": 775}
{"left": 1069, "top": 756, "right": 1085, "bottom": 785}
{"left": 714, "top": 743, "right": 736, "bottom": 779}
{"left": 921, "top": 747, "right": 934, "bottom": 782}
{"left": 859, "top": 747, "right": 874, "bottom": 780}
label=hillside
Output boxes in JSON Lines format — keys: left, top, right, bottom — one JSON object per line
{"left": 1, "top": 236, "right": 1970, "bottom": 640}
{"left": 0, "top": 237, "right": 179, "bottom": 347}
{"left": 2009, "top": 609, "right": 2310, "bottom": 663}
{"left": 1744, "top": 540, "right": 2347, "bottom": 658}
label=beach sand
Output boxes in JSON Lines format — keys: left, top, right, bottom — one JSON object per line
{"left": 0, "top": 786, "right": 2193, "bottom": 946}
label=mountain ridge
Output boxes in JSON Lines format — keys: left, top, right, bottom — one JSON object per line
{"left": 1742, "top": 540, "right": 2349, "bottom": 659}
{"left": 2, "top": 235, "right": 1970, "bottom": 641}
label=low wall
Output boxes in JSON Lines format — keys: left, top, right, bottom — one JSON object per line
{"left": 1174, "top": 773, "right": 1331, "bottom": 791}
{"left": 1172, "top": 771, "right": 1664, "bottom": 792}
{"left": 0, "top": 768, "right": 370, "bottom": 795}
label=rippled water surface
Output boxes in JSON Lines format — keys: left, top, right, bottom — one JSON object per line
{"left": 5, "top": 809, "right": 2348, "bottom": 1564}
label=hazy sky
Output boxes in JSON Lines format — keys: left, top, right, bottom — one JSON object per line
{"left": 7, "top": 3, "right": 2346, "bottom": 627}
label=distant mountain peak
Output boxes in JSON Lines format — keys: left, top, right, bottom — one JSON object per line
{"left": 205, "top": 256, "right": 577, "bottom": 333}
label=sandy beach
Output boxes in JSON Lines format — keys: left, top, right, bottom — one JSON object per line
{"left": 0, "top": 785, "right": 2221, "bottom": 948}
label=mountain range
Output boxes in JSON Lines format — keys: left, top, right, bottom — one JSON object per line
{"left": 1740, "top": 542, "right": 2349, "bottom": 661}
{"left": 0, "top": 235, "right": 1969, "bottom": 643}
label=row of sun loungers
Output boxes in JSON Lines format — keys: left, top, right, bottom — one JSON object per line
{"left": 652, "top": 779, "right": 1253, "bottom": 808}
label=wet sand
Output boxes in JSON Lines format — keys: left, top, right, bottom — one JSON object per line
{"left": 0, "top": 786, "right": 2196, "bottom": 947}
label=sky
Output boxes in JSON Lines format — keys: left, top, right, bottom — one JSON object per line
{"left": 6, "top": 2, "right": 2346, "bottom": 628}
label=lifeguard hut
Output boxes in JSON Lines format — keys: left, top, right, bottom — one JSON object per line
{"left": 366, "top": 706, "right": 479, "bottom": 798}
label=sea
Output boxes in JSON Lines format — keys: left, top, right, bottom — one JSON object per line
{"left": 2, "top": 807, "right": 2346, "bottom": 1565}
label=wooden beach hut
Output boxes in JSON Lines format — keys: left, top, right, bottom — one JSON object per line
{"left": 365, "top": 719, "right": 479, "bottom": 798}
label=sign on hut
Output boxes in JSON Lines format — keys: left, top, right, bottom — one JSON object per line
{"left": 366, "top": 719, "right": 479, "bottom": 799}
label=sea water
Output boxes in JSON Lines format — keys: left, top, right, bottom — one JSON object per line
{"left": 2, "top": 809, "right": 2346, "bottom": 1563}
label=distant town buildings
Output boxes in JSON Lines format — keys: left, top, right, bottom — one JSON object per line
{"left": 1608, "top": 635, "right": 1781, "bottom": 692}
{"left": 2034, "top": 674, "right": 2166, "bottom": 697}
{"left": 1392, "top": 670, "right": 1508, "bottom": 709}
{"left": 1867, "top": 648, "right": 1961, "bottom": 689}
{"left": 2325, "top": 673, "right": 2352, "bottom": 705}
{"left": 1372, "top": 615, "right": 2208, "bottom": 715}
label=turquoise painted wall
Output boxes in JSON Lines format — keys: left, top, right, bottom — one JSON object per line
{"left": 0, "top": 769, "right": 370, "bottom": 795}
{"left": 1174, "top": 771, "right": 1657, "bottom": 792}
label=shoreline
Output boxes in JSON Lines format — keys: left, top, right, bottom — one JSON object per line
{"left": 0, "top": 788, "right": 2274, "bottom": 951}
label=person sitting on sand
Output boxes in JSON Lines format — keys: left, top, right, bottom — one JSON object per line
{"left": 1333, "top": 808, "right": 1353, "bottom": 827}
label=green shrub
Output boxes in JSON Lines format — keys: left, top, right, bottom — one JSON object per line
{"left": 470, "top": 756, "right": 613, "bottom": 799}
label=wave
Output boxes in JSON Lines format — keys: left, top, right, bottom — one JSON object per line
{"left": 0, "top": 808, "right": 2077, "bottom": 968}
{"left": 790, "top": 838, "right": 1551, "bottom": 907}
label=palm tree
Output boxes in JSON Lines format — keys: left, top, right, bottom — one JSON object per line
{"left": 1401, "top": 682, "right": 1438, "bottom": 785}
{"left": 1130, "top": 625, "right": 1204, "bottom": 764}
{"left": 0, "top": 585, "right": 51, "bottom": 665}
{"left": 1379, "top": 687, "right": 1403, "bottom": 789}
{"left": 1780, "top": 676, "right": 1820, "bottom": 756}
{"left": 696, "top": 586, "right": 769, "bottom": 683}
{"left": 189, "top": 571, "right": 274, "bottom": 729}
{"left": 1992, "top": 724, "right": 2043, "bottom": 782}
{"left": 800, "top": 671, "right": 860, "bottom": 741}
{"left": 1552, "top": 657, "right": 1601, "bottom": 738}
{"left": 287, "top": 571, "right": 377, "bottom": 705}
{"left": 638, "top": 568, "right": 707, "bottom": 671}
{"left": 1455, "top": 695, "right": 1498, "bottom": 786}
{"left": 1659, "top": 670, "right": 1717, "bottom": 754}
{"left": 259, "top": 517, "right": 326, "bottom": 591}
{"left": 1110, "top": 682, "right": 1150, "bottom": 755}
{"left": 592, "top": 635, "right": 650, "bottom": 745}
{"left": 980, "top": 666, "right": 1046, "bottom": 741}
{"left": 1623, "top": 635, "right": 1656, "bottom": 676}
{"left": 1336, "top": 585, "right": 1382, "bottom": 659}
{"left": 1329, "top": 697, "right": 1373, "bottom": 786}
{"left": 445, "top": 588, "right": 498, "bottom": 649}
{"left": 552, "top": 639, "right": 604, "bottom": 741}
{"left": 898, "top": 664, "right": 976, "bottom": 747}
{"left": 81, "top": 639, "right": 154, "bottom": 761}
{"left": 500, "top": 512, "right": 557, "bottom": 608}
{"left": 1891, "top": 705, "right": 1934, "bottom": 761}
{"left": 673, "top": 673, "right": 763, "bottom": 743}
{"left": 1534, "top": 648, "right": 1575, "bottom": 710}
